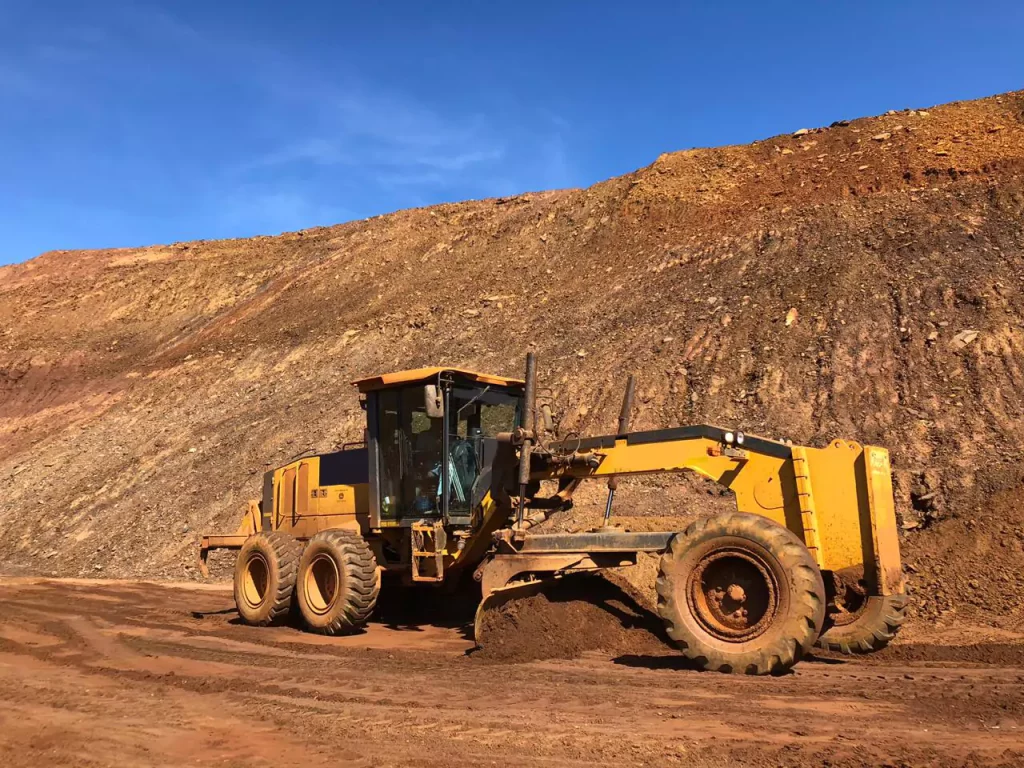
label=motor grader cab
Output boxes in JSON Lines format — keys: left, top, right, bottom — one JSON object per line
{"left": 201, "top": 354, "right": 907, "bottom": 674}
{"left": 360, "top": 368, "right": 524, "bottom": 532}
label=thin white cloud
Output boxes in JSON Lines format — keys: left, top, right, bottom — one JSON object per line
{"left": 539, "top": 133, "right": 573, "bottom": 189}
{"left": 4, "top": 5, "right": 577, "bottom": 248}
{"left": 414, "top": 148, "right": 506, "bottom": 172}
{"left": 120, "top": 6, "right": 565, "bottom": 200}
{"left": 120, "top": 5, "right": 207, "bottom": 49}
{"left": 374, "top": 170, "right": 448, "bottom": 188}
{"left": 331, "top": 88, "right": 486, "bottom": 149}
{"left": 237, "top": 80, "right": 508, "bottom": 191}
{"left": 238, "top": 139, "right": 355, "bottom": 172}
{"left": 217, "top": 186, "right": 356, "bottom": 234}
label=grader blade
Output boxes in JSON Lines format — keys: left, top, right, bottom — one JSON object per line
{"left": 471, "top": 533, "right": 667, "bottom": 647}
{"left": 471, "top": 550, "right": 588, "bottom": 647}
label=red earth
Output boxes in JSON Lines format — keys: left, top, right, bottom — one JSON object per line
{"left": 0, "top": 577, "right": 1021, "bottom": 768}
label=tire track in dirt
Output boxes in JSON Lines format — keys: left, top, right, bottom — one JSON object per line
{"left": 0, "top": 578, "right": 1022, "bottom": 767}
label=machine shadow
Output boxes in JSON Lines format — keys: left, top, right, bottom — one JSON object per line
{"left": 612, "top": 654, "right": 705, "bottom": 671}
{"left": 615, "top": 646, "right": 846, "bottom": 675}
{"left": 222, "top": 614, "right": 370, "bottom": 636}
{"left": 612, "top": 653, "right": 799, "bottom": 675}
{"left": 372, "top": 575, "right": 479, "bottom": 641}
{"left": 197, "top": 577, "right": 479, "bottom": 640}
{"left": 803, "top": 653, "right": 848, "bottom": 665}
{"left": 191, "top": 608, "right": 237, "bottom": 619}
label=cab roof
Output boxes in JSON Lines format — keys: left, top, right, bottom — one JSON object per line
{"left": 352, "top": 367, "right": 525, "bottom": 393}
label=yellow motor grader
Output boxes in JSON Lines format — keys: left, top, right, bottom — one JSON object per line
{"left": 201, "top": 354, "right": 907, "bottom": 674}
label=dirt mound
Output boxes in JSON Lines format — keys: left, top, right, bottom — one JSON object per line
{"left": 903, "top": 480, "right": 1024, "bottom": 629}
{"left": 2, "top": 89, "right": 1024, "bottom": 638}
{"left": 864, "top": 641, "right": 1024, "bottom": 666}
{"left": 474, "top": 574, "right": 668, "bottom": 662}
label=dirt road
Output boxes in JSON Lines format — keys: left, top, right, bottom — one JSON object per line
{"left": 0, "top": 578, "right": 1021, "bottom": 767}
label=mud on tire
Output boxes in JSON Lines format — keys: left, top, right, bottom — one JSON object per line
{"left": 656, "top": 512, "right": 826, "bottom": 675}
{"left": 816, "top": 593, "right": 908, "bottom": 654}
{"left": 296, "top": 529, "right": 380, "bottom": 635}
{"left": 233, "top": 531, "right": 302, "bottom": 626}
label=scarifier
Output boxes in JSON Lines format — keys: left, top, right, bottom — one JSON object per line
{"left": 201, "top": 353, "right": 907, "bottom": 674}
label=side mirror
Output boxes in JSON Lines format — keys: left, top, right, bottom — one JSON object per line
{"left": 424, "top": 384, "right": 444, "bottom": 418}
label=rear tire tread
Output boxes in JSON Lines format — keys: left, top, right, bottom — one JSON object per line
{"left": 816, "top": 593, "right": 908, "bottom": 654}
{"left": 234, "top": 531, "right": 303, "bottom": 627}
{"left": 298, "top": 529, "right": 380, "bottom": 636}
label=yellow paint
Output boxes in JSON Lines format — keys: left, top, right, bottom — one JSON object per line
{"left": 264, "top": 456, "right": 370, "bottom": 538}
{"left": 535, "top": 432, "right": 902, "bottom": 593}
{"left": 864, "top": 446, "right": 903, "bottom": 594}
{"left": 352, "top": 367, "right": 524, "bottom": 392}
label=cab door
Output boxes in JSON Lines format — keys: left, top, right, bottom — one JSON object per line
{"left": 371, "top": 386, "right": 444, "bottom": 524}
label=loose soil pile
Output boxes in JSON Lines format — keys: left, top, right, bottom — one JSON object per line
{"left": 475, "top": 574, "right": 667, "bottom": 662}
{"left": 2, "top": 89, "right": 1024, "bottom": 641}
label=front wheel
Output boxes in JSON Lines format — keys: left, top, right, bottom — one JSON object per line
{"left": 656, "top": 512, "right": 826, "bottom": 675}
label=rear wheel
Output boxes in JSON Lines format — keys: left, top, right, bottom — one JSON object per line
{"left": 233, "top": 531, "right": 302, "bottom": 626}
{"left": 656, "top": 512, "right": 826, "bottom": 675}
{"left": 296, "top": 529, "right": 380, "bottom": 635}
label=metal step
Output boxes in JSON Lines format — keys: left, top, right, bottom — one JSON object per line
{"left": 411, "top": 521, "right": 447, "bottom": 582}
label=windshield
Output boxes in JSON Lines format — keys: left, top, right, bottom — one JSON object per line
{"left": 446, "top": 386, "right": 520, "bottom": 517}
{"left": 451, "top": 386, "right": 519, "bottom": 437}
{"left": 374, "top": 383, "right": 521, "bottom": 522}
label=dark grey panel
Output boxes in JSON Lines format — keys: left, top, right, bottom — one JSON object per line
{"left": 319, "top": 448, "right": 370, "bottom": 486}
{"left": 261, "top": 471, "right": 274, "bottom": 532}
{"left": 550, "top": 424, "right": 793, "bottom": 460}
{"left": 366, "top": 391, "right": 382, "bottom": 528}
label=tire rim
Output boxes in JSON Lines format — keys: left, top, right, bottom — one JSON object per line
{"left": 242, "top": 553, "right": 270, "bottom": 609}
{"left": 305, "top": 553, "right": 340, "bottom": 615}
{"left": 688, "top": 547, "right": 778, "bottom": 642}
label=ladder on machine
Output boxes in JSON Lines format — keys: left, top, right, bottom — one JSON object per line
{"left": 411, "top": 520, "right": 446, "bottom": 582}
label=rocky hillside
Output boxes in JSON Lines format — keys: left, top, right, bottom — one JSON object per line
{"left": 2, "top": 90, "right": 1024, "bottom": 631}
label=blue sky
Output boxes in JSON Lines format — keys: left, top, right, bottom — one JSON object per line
{"left": 1, "top": 1, "right": 1022, "bottom": 265}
